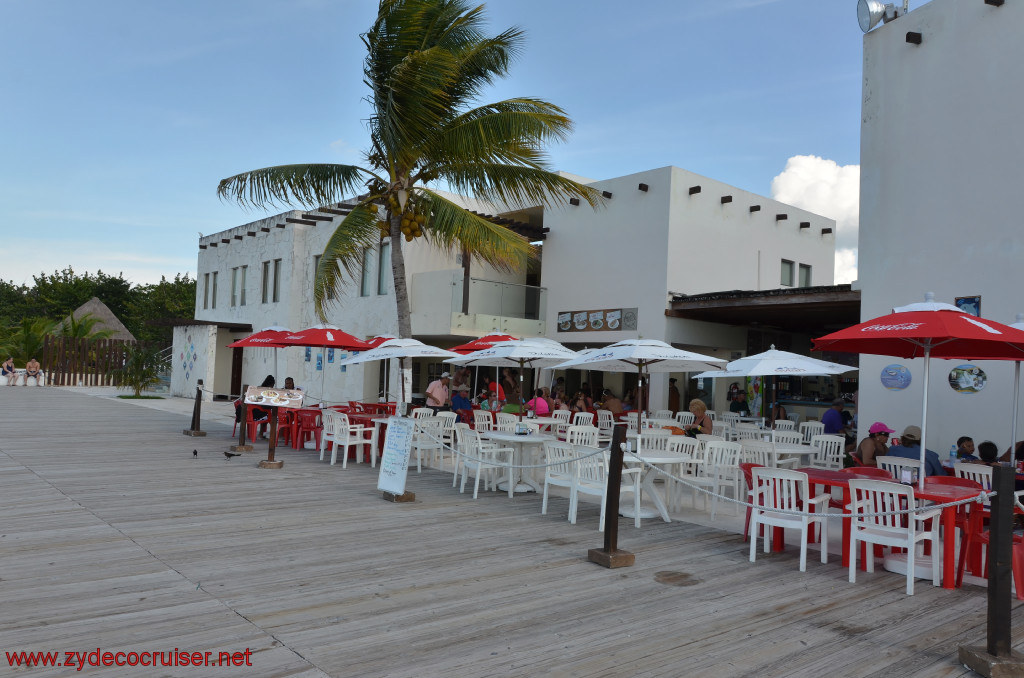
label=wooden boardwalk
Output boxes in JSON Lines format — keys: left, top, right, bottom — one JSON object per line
{"left": 0, "top": 388, "right": 1020, "bottom": 677}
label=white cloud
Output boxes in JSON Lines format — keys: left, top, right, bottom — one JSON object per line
{"left": 770, "top": 155, "right": 860, "bottom": 284}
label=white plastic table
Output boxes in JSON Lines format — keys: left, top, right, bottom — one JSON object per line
{"left": 478, "top": 431, "right": 554, "bottom": 493}
{"left": 770, "top": 444, "right": 817, "bottom": 466}
{"left": 622, "top": 449, "right": 692, "bottom": 522}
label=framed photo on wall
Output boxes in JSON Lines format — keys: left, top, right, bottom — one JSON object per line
{"left": 955, "top": 295, "right": 981, "bottom": 317}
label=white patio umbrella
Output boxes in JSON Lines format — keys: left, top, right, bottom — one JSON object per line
{"left": 447, "top": 338, "right": 579, "bottom": 416}
{"left": 554, "top": 339, "right": 726, "bottom": 415}
{"left": 693, "top": 345, "right": 856, "bottom": 420}
{"left": 338, "top": 338, "right": 461, "bottom": 409}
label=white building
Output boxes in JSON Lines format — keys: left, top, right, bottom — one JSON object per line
{"left": 172, "top": 165, "right": 836, "bottom": 411}
{"left": 857, "top": 0, "right": 1024, "bottom": 451}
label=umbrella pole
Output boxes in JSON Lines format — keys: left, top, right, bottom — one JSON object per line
{"left": 1013, "top": 362, "right": 1020, "bottom": 459}
{"left": 399, "top": 357, "right": 407, "bottom": 415}
{"left": 519, "top": 360, "right": 526, "bottom": 421}
{"left": 919, "top": 347, "right": 930, "bottom": 491}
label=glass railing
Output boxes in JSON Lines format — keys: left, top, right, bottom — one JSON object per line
{"left": 452, "top": 277, "right": 547, "bottom": 320}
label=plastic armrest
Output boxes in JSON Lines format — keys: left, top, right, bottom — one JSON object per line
{"left": 807, "top": 494, "right": 831, "bottom": 508}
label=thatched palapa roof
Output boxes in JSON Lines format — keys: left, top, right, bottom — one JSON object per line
{"left": 62, "top": 297, "right": 136, "bottom": 341}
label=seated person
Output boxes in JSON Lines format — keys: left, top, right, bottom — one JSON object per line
{"left": 479, "top": 390, "right": 501, "bottom": 412}
{"left": 956, "top": 436, "right": 978, "bottom": 462}
{"left": 769, "top": 401, "right": 788, "bottom": 429}
{"left": 2, "top": 356, "right": 17, "bottom": 386}
{"left": 487, "top": 380, "right": 506, "bottom": 406}
{"left": 541, "top": 386, "right": 555, "bottom": 413}
{"left": 729, "top": 391, "right": 749, "bottom": 414}
{"left": 683, "top": 398, "right": 713, "bottom": 436}
{"left": 976, "top": 440, "right": 1000, "bottom": 467}
{"left": 526, "top": 388, "right": 550, "bottom": 416}
{"left": 601, "top": 389, "right": 624, "bottom": 415}
{"left": 235, "top": 375, "right": 275, "bottom": 426}
{"left": 999, "top": 441, "right": 1024, "bottom": 464}
{"left": 450, "top": 384, "right": 473, "bottom": 424}
{"left": 570, "top": 391, "right": 589, "bottom": 413}
{"left": 23, "top": 357, "right": 43, "bottom": 386}
{"left": 855, "top": 421, "right": 894, "bottom": 467}
{"left": 886, "top": 425, "right": 945, "bottom": 476}
{"left": 283, "top": 377, "right": 301, "bottom": 391}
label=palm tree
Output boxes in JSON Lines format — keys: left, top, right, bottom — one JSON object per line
{"left": 218, "top": 0, "right": 601, "bottom": 337}
{"left": 114, "top": 342, "right": 165, "bottom": 397}
{"left": 58, "top": 312, "right": 116, "bottom": 342}
{"left": 0, "top": 318, "right": 56, "bottom": 364}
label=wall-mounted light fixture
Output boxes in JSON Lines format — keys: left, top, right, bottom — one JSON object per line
{"left": 569, "top": 198, "right": 580, "bottom": 206}
{"left": 638, "top": 183, "right": 649, "bottom": 192}
{"left": 688, "top": 185, "right": 701, "bottom": 195}
{"left": 721, "top": 195, "right": 733, "bottom": 204}
{"left": 906, "top": 31, "right": 922, "bottom": 45}
{"left": 749, "top": 205, "right": 761, "bottom": 213}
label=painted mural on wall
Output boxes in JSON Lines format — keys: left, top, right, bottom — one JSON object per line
{"left": 948, "top": 364, "right": 986, "bottom": 394}
{"left": 880, "top": 364, "right": 911, "bottom": 391}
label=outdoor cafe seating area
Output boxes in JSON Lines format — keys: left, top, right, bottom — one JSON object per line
{"left": 224, "top": 311, "right": 1024, "bottom": 598}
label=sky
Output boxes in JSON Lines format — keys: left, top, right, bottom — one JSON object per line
{"left": 0, "top": 0, "right": 889, "bottom": 288}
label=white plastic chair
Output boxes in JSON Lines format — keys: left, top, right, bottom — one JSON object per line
{"left": 786, "top": 413, "right": 801, "bottom": 425}
{"left": 953, "top": 462, "right": 993, "bottom": 491}
{"left": 596, "top": 409, "right": 615, "bottom": 445}
{"left": 495, "top": 412, "right": 518, "bottom": 432}
{"left": 674, "top": 411, "right": 695, "bottom": 426}
{"left": 773, "top": 419, "right": 796, "bottom": 431}
{"left": 571, "top": 412, "right": 594, "bottom": 427}
{"left": 720, "top": 412, "right": 740, "bottom": 426}
{"left": 435, "top": 411, "right": 459, "bottom": 467}
{"left": 809, "top": 434, "right": 846, "bottom": 470}
{"left": 695, "top": 433, "right": 725, "bottom": 452}
{"left": 567, "top": 425, "right": 599, "bottom": 447}
{"left": 665, "top": 436, "right": 700, "bottom": 509}
{"left": 876, "top": 455, "right": 923, "bottom": 482}
{"left": 706, "top": 411, "right": 716, "bottom": 421}
{"left": 624, "top": 412, "right": 640, "bottom": 432}
{"left": 323, "top": 411, "right": 371, "bottom": 468}
{"left": 541, "top": 441, "right": 577, "bottom": 519}
{"left": 569, "top": 446, "right": 641, "bottom": 530}
{"left": 749, "top": 467, "right": 830, "bottom": 571}
{"left": 451, "top": 423, "right": 471, "bottom": 486}
{"left": 734, "top": 424, "right": 762, "bottom": 441}
{"left": 458, "top": 429, "right": 514, "bottom": 499}
{"left": 741, "top": 439, "right": 774, "bottom": 467}
{"left": 704, "top": 440, "right": 742, "bottom": 519}
{"left": 773, "top": 430, "right": 804, "bottom": 446}
{"left": 635, "top": 429, "right": 671, "bottom": 453}
{"left": 799, "top": 421, "right": 825, "bottom": 443}
{"left": 411, "top": 407, "right": 434, "bottom": 420}
{"left": 473, "top": 410, "right": 493, "bottom": 432}
{"left": 847, "top": 478, "right": 941, "bottom": 595}
{"left": 653, "top": 409, "right": 673, "bottom": 420}
{"left": 412, "top": 417, "right": 445, "bottom": 473}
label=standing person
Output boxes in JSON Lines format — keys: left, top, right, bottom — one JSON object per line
{"left": 668, "top": 378, "right": 680, "bottom": 415}
{"left": 426, "top": 371, "right": 451, "bottom": 413}
{"left": 822, "top": 398, "right": 848, "bottom": 435}
{"left": 487, "top": 378, "right": 506, "bottom": 405}
{"left": 501, "top": 368, "right": 520, "bottom": 405}
{"left": 730, "top": 391, "right": 748, "bottom": 414}
{"left": 23, "top": 357, "right": 42, "bottom": 386}
{"left": 855, "top": 422, "right": 894, "bottom": 467}
{"left": 2, "top": 356, "right": 16, "bottom": 386}
{"left": 683, "top": 398, "right": 713, "bottom": 436}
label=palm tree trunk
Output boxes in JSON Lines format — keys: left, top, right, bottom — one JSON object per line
{"left": 389, "top": 214, "right": 412, "bottom": 338}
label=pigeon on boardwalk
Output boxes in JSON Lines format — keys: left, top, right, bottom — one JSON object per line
{"left": 224, "top": 451, "right": 241, "bottom": 459}
{"left": 193, "top": 449, "right": 198, "bottom": 458}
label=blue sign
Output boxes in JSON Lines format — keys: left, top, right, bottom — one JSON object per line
{"left": 880, "top": 364, "right": 911, "bottom": 391}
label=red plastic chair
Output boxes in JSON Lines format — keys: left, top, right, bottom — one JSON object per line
{"left": 955, "top": 493, "right": 1024, "bottom": 599}
{"left": 275, "top": 409, "right": 297, "bottom": 447}
{"left": 232, "top": 406, "right": 265, "bottom": 442}
{"left": 293, "top": 410, "right": 323, "bottom": 450}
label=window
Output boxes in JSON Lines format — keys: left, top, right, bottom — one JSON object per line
{"left": 798, "top": 264, "right": 811, "bottom": 288}
{"left": 780, "top": 259, "right": 794, "bottom": 287}
{"left": 203, "top": 273, "right": 209, "bottom": 309}
{"left": 239, "top": 265, "right": 247, "bottom": 306}
{"left": 211, "top": 271, "right": 218, "bottom": 309}
{"left": 312, "top": 255, "right": 335, "bottom": 301}
{"left": 230, "top": 267, "right": 238, "bottom": 307}
{"left": 261, "top": 261, "right": 270, "bottom": 303}
{"left": 360, "top": 248, "right": 373, "bottom": 297}
{"left": 273, "top": 259, "right": 282, "bottom": 302}
{"left": 377, "top": 242, "right": 390, "bottom": 295}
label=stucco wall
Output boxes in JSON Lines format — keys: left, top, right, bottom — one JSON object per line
{"left": 858, "top": 0, "right": 1024, "bottom": 451}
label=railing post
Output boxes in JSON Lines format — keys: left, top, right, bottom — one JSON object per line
{"left": 183, "top": 379, "right": 208, "bottom": 437}
{"left": 588, "top": 425, "right": 635, "bottom": 568}
{"left": 959, "top": 464, "right": 1024, "bottom": 673}
{"left": 231, "top": 383, "right": 253, "bottom": 452}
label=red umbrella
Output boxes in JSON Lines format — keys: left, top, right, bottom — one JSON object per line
{"left": 226, "top": 328, "right": 290, "bottom": 348}
{"left": 450, "top": 333, "right": 518, "bottom": 402}
{"left": 814, "top": 300, "right": 1024, "bottom": 487}
{"left": 275, "top": 325, "right": 371, "bottom": 350}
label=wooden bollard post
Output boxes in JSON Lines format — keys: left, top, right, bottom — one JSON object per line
{"left": 258, "top": 407, "right": 283, "bottom": 469}
{"left": 183, "top": 379, "right": 208, "bottom": 437}
{"left": 958, "top": 464, "right": 1024, "bottom": 674}
{"left": 231, "top": 384, "right": 253, "bottom": 452}
{"left": 588, "top": 425, "right": 635, "bottom": 568}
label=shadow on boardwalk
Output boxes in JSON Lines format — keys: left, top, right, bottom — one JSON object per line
{"left": 0, "top": 388, "right": 1017, "bottom": 677}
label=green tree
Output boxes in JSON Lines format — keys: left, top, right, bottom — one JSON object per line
{"left": 58, "top": 312, "right": 117, "bottom": 341}
{"left": 0, "top": 280, "right": 29, "bottom": 328}
{"left": 218, "top": 0, "right": 601, "bottom": 337}
{"left": 114, "top": 343, "right": 165, "bottom": 397}
{"left": 0, "top": 318, "right": 57, "bottom": 364}
{"left": 128, "top": 274, "right": 196, "bottom": 344}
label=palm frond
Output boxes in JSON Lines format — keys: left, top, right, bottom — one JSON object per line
{"left": 440, "top": 163, "right": 604, "bottom": 212}
{"left": 415, "top": 188, "right": 533, "bottom": 273}
{"left": 313, "top": 204, "right": 384, "bottom": 320}
{"left": 217, "top": 164, "right": 370, "bottom": 210}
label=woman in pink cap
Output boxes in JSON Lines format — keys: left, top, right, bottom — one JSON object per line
{"left": 855, "top": 422, "right": 895, "bottom": 467}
